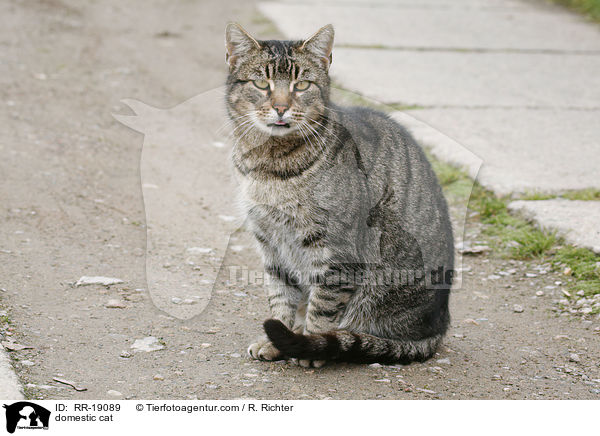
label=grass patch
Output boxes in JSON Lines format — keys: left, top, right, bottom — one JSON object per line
{"left": 554, "top": 246, "right": 600, "bottom": 297}
{"left": 562, "top": 188, "right": 600, "bottom": 201}
{"left": 550, "top": 0, "right": 600, "bottom": 22}
{"left": 518, "top": 191, "right": 557, "bottom": 201}
{"left": 429, "top": 155, "right": 600, "bottom": 295}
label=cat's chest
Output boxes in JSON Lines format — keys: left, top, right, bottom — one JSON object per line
{"left": 239, "top": 177, "right": 312, "bottom": 216}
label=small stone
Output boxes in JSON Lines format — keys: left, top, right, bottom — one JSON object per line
{"left": 463, "top": 318, "right": 479, "bottom": 325}
{"left": 200, "top": 343, "right": 211, "bottom": 348}
{"left": 562, "top": 290, "right": 571, "bottom": 297}
{"left": 563, "top": 267, "right": 572, "bottom": 276}
{"left": 492, "top": 374, "right": 502, "bottom": 380}
{"left": 131, "top": 337, "right": 164, "bottom": 352}
{"left": 171, "top": 297, "right": 182, "bottom": 304}
{"left": 182, "top": 299, "right": 196, "bottom": 305}
{"left": 536, "top": 290, "right": 544, "bottom": 297}
{"left": 105, "top": 299, "right": 127, "bottom": 309}
{"left": 581, "top": 307, "right": 593, "bottom": 314}
{"left": 374, "top": 378, "right": 390, "bottom": 383}
{"left": 186, "top": 247, "right": 212, "bottom": 254}
{"left": 513, "top": 304, "right": 524, "bottom": 313}
{"left": 576, "top": 290, "right": 585, "bottom": 296}
{"left": 436, "top": 358, "right": 451, "bottom": 365}
{"left": 20, "top": 360, "right": 35, "bottom": 366}
{"left": 416, "top": 388, "right": 436, "bottom": 394}
{"left": 76, "top": 276, "right": 123, "bottom": 287}
{"left": 107, "top": 390, "right": 122, "bottom": 397}
{"left": 488, "top": 274, "right": 501, "bottom": 280}
{"left": 153, "top": 374, "right": 164, "bottom": 381}
{"left": 569, "top": 353, "right": 581, "bottom": 363}
{"left": 233, "top": 291, "right": 248, "bottom": 297}
{"left": 369, "top": 363, "right": 383, "bottom": 368}
{"left": 452, "top": 333, "right": 465, "bottom": 339}
{"left": 230, "top": 353, "right": 241, "bottom": 358}
{"left": 119, "top": 351, "right": 132, "bottom": 358}
{"left": 525, "top": 273, "right": 537, "bottom": 278}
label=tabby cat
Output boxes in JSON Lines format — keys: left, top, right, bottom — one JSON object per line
{"left": 224, "top": 23, "right": 454, "bottom": 367}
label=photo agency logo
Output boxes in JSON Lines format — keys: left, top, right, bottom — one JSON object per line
{"left": 3, "top": 402, "right": 50, "bottom": 433}
{"left": 113, "top": 86, "right": 481, "bottom": 320}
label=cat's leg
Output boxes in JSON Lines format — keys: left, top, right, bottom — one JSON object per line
{"left": 296, "top": 282, "right": 353, "bottom": 368}
{"left": 248, "top": 269, "right": 302, "bottom": 361}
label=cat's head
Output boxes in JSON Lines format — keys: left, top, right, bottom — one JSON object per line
{"left": 224, "top": 23, "right": 334, "bottom": 137}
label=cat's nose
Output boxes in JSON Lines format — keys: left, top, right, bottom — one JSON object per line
{"left": 273, "top": 103, "right": 289, "bottom": 116}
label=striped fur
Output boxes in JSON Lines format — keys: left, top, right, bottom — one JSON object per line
{"left": 225, "top": 24, "right": 454, "bottom": 366}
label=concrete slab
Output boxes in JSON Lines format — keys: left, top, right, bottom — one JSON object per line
{"left": 0, "top": 348, "right": 24, "bottom": 400}
{"left": 508, "top": 199, "right": 600, "bottom": 254}
{"left": 400, "top": 108, "right": 600, "bottom": 195}
{"left": 258, "top": 1, "right": 600, "bottom": 51}
{"left": 329, "top": 48, "right": 600, "bottom": 108}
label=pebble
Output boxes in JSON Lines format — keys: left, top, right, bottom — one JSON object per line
{"left": 230, "top": 353, "right": 241, "bottom": 358}
{"left": 105, "top": 299, "right": 127, "bottom": 309}
{"left": 436, "top": 358, "right": 451, "bottom": 365}
{"left": 20, "top": 360, "right": 35, "bottom": 366}
{"left": 218, "top": 215, "right": 236, "bottom": 222}
{"left": 107, "top": 390, "right": 122, "bottom": 397}
{"left": 463, "top": 318, "right": 479, "bottom": 325}
{"left": 563, "top": 267, "right": 572, "bottom": 276}
{"left": 525, "top": 273, "right": 537, "bottom": 278}
{"left": 200, "top": 343, "right": 211, "bottom": 348}
{"left": 513, "top": 304, "right": 524, "bottom": 313}
{"left": 171, "top": 297, "right": 182, "bottom": 304}
{"left": 233, "top": 292, "right": 248, "bottom": 297}
{"left": 76, "top": 276, "right": 123, "bottom": 287}
{"left": 416, "top": 388, "right": 436, "bottom": 394}
{"left": 488, "top": 274, "right": 501, "bottom": 280}
{"left": 374, "top": 378, "right": 390, "bottom": 383}
{"left": 569, "top": 353, "right": 581, "bottom": 363}
{"left": 186, "top": 247, "right": 212, "bottom": 254}
{"left": 153, "top": 374, "right": 165, "bottom": 381}
{"left": 131, "top": 337, "right": 164, "bottom": 352}
{"left": 369, "top": 363, "right": 382, "bottom": 368}
{"left": 536, "top": 291, "right": 544, "bottom": 297}
{"left": 182, "top": 299, "right": 196, "bottom": 305}
{"left": 119, "top": 351, "right": 132, "bottom": 358}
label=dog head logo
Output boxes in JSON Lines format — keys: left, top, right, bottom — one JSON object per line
{"left": 3, "top": 402, "right": 51, "bottom": 433}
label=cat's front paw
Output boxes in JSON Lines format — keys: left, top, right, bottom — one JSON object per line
{"left": 248, "top": 337, "right": 283, "bottom": 361}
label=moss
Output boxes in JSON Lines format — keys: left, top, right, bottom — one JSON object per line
{"left": 550, "top": 0, "right": 600, "bottom": 22}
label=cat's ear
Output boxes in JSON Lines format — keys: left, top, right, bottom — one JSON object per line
{"left": 301, "top": 24, "right": 334, "bottom": 70}
{"left": 225, "top": 23, "right": 261, "bottom": 69}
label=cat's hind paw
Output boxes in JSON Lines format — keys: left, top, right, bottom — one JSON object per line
{"left": 296, "top": 359, "right": 326, "bottom": 368}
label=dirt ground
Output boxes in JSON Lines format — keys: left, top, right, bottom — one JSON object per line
{"left": 1, "top": 0, "right": 599, "bottom": 400}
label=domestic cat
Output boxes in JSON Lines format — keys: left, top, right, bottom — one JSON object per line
{"left": 224, "top": 23, "right": 454, "bottom": 367}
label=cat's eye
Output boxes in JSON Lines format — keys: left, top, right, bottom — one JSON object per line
{"left": 295, "top": 81, "right": 310, "bottom": 91}
{"left": 253, "top": 79, "right": 270, "bottom": 90}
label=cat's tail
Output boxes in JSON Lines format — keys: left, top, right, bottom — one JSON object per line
{"left": 263, "top": 319, "right": 442, "bottom": 365}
